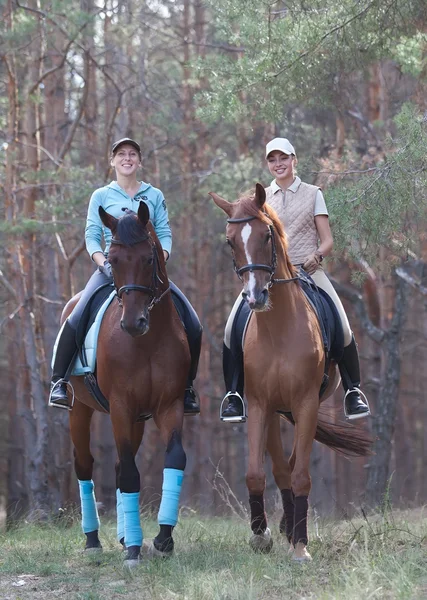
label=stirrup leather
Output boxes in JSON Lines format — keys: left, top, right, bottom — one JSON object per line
{"left": 48, "top": 379, "right": 75, "bottom": 411}
{"left": 343, "top": 387, "right": 371, "bottom": 420}
{"left": 220, "top": 391, "right": 247, "bottom": 423}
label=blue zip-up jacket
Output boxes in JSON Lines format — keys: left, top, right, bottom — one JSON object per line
{"left": 85, "top": 180, "right": 172, "bottom": 258}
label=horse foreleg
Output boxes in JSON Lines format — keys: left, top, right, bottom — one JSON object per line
{"left": 111, "top": 409, "right": 143, "bottom": 564}
{"left": 115, "top": 421, "right": 145, "bottom": 549}
{"left": 69, "top": 401, "right": 101, "bottom": 551}
{"left": 246, "top": 403, "right": 272, "bottom": 553}
{"left": 290, "top": 400, "right": 319, "bottom": 562}
{"left": 266, "top": 415, "right": 294, "bottom": 546}
{"left": 152, "top": 408, "right": 186, "bottom": 557}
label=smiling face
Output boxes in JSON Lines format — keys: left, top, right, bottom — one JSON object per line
{"left": 266, "top": 150, "right": 296, "bottom": 186}
{"left": 111, "top": 144, "right": 142, "bottom": 178}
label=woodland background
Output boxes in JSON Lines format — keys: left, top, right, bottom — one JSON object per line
{"left": 1, "top": 0, "right": 427, "bottom": 528}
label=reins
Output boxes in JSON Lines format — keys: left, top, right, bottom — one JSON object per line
{"left": 226, "top": 214, "right": 299, "bottom": 287}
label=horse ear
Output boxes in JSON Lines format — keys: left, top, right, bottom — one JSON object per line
{"left": 137, "top": 200, "right": 150, "bottom": 226}
{"left": 209, "top": 192, "right": 233, "bottom": 217}
{"left": 99, "top": 206, "right": 118, "bottom": 233}
{"left": 254, "top": 183, "right": 266, "bottom": 209}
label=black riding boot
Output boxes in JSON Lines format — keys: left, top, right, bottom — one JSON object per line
{"left": 48, "top": 320, "right": 78, "bottom": 409}
{"left": 169, "top": 282, "right": 202, "bottom": 416}
{"left": 220, "top": 343, "right": 246, "bottom": 422}
{"left": 183, "top": 323, "right": 202, "bottom": 416}
{"left": 339, "top": 335, "right": 370, "bottom": 420}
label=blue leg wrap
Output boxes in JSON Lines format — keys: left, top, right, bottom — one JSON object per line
{"left": 78, "top": 479, "right": 100, "bottom": 534}
{"left": 122, "top": 492, "right": 142, "bottom": 548}
{"left": 158, "top": 468, "right": 184, "bottom": 527}
{"left": 116, "top": 488, "right": 124, "bottom": 543}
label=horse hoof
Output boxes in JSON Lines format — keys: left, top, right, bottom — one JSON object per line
{"left": 144, "top": 540, "right": 173, "bottom": 559}
{"left": 292, "top": 546, "right": 312, "bottom": 563}
{"left": 84, "top": 546, "right": 103, "bottom": 554}
{"left": 123, "top": 545, "right": 141, "bottom": 567}
{"left": 249, "top": 527, "right": 273, "bottom": 553}
{"left": 123, "top": 557, "right": 141, "bottom": 569}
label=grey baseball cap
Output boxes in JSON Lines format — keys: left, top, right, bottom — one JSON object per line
{"left": 111, "top": 137, "right": 141, "bottom": 154}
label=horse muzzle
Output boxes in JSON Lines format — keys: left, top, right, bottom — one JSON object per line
{"left": 242, "top": 288, "right": 270, "bottom": 311}
{"left": 120, "top": 314, "right": 150, "bottom": 337}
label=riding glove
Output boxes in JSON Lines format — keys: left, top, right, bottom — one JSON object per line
{"left": 99, "top": 260, "right": 113, "bottom": 280}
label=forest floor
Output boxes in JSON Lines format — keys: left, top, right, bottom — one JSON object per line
{"left": 1, "top": 506, "right": 427, "bottom": 599}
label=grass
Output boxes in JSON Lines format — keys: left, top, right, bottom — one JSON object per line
{"left": 1, "top": 507, "right": 427, "bottom": 599}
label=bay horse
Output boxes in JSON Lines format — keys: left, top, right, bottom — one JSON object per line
{"left": 210, "top": 184, "right": 372, "bottom": 562}
{"left": 61, "top": 202, "right": 190, "bottom": 566}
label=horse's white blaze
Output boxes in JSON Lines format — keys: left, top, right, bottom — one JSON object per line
{"left": 241, "top": 223, "right": 257, "bottom": 300}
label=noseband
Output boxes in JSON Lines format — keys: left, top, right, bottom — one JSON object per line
{"left": 226, "top": 215, "right": 299, "bottom": 287}
{"left": 110, "top": 235, "right": 170, "bottom": 311}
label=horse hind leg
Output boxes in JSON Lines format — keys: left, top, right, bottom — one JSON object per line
{"left": 150, "top": 417, "right": 186, "bottom": 558}
{"left": 69, "top": 402, "right": 102, "bottom": 552}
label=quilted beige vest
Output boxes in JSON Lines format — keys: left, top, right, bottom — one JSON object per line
{"left": 266, "top": 181, "right": 319, "bottom": 265}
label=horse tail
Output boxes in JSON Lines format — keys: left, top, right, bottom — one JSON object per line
{"left": 279, "top": 411, "right": 373, "bottom": 457}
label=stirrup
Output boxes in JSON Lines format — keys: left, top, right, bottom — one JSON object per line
{"left": 48, "top": 379, "right": 75, "bottom": 411}
{"left": 220, "top": 391, "right": 247, "bottom": 423}
{"left": 343, "top": 387, "right": 371, "bottom": 420}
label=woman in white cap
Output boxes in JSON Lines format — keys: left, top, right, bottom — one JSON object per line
{"left": 49, "top": 138, "right": 201, "bottom": 415}
{"left": 220, "top": 137, "right": 370, "bottom": 422}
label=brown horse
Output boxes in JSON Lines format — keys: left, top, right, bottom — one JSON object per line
{"left": 210, "top": 184, "right": 371, "bottom": 562}
{"left": 61, "top": 202, "right": 190, "bottom": 566}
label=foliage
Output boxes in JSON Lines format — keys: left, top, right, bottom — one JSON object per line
{"left": 197, "top": 0, "right": 427, "bottom": 123}
{"left": 325, "top": 104, "right": 427, "bottom": 265}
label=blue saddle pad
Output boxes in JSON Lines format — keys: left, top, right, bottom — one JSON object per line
{"left": 51, "top": 290, "right": 116, "bottom": 376}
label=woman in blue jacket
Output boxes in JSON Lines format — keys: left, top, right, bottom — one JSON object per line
{"left": 49, "top": 138, "right": 201, "bottom": 415}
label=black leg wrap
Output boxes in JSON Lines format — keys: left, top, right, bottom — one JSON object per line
{"left": 85, "top": 530, "right": 102, "bottom": 550}
{"left": 125, "top": 545, "right": 140, "bottom": 561}
{"left": 249, "top": 494, "right": 267, "bottom": 535}
{"left": 280, "top": 488, "right": 295, "bottom": 543}
{"left": 164, "top": 430, "right": 186, "bottom": 471}
{"left": 293, "top": 495, "right": 309, "bottom": 546}
{"left": 154, "top": 525, "right": 174, "bottom": 554}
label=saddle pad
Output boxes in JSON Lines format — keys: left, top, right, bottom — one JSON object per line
{"left": 51, "top": 290, "right": 116, "bottom": 376}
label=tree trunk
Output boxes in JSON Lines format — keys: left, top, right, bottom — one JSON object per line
{"left": 365, "top": 272, "right": 408, "bottom": 507}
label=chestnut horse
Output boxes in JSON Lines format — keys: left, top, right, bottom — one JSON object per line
{"left": 61, "top": 202, "right": 190, "bottom": 566}
{"left": 210, "top": 184, "right": 371, "bottom": 562}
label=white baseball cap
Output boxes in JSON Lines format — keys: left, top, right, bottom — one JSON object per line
{"left": 265, "top": 137, "right": 296, "bottom": 158}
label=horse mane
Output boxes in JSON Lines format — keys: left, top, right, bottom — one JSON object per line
{"left": 238, "top": 192, "right": 296, "bottom": 275}
{"left": 116, "top": 209, "right": 149, "bottom": 246}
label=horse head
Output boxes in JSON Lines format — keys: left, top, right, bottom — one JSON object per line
{"left": 99, "top": 201, "right": 167, "bottom": 337}
{"left": 210, "top": 183, "right": 293, "bottom": 311}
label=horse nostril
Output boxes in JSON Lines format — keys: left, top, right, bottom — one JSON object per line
{"left": 137, "top": 317, "right": 147, "bottom": 329}
{"left": 120, "top": 320, "right": 125, "bottom": 331}
{"left": 260, "top": 289, "right": 269, "bottom": 304}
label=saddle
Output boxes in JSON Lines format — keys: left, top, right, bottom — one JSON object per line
{"left": 229, "top": 268, "right": 344, "bottom": 398}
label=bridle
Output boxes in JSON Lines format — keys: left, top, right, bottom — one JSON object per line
{"left": 226, "top": 215, "right": 299, "bottom": 287}
{"left": 110, "top": 234, "right": 170, "bottom": 311}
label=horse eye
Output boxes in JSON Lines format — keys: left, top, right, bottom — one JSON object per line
{"left": 147, "top": 256, "right": 154, "bottom": 265}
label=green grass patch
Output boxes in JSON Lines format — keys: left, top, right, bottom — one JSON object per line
{"left": 0, "top": 509, "right": 427, "bottom": 599}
